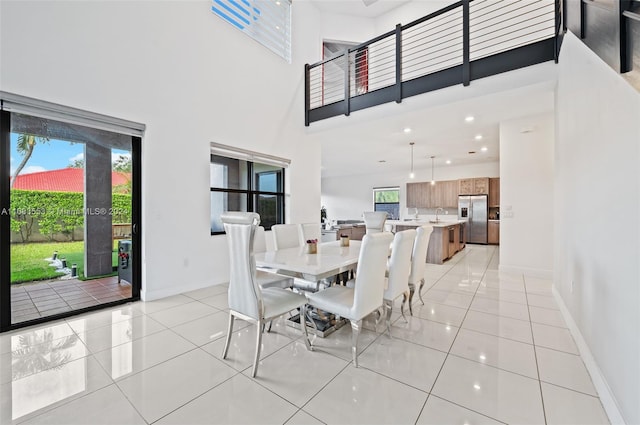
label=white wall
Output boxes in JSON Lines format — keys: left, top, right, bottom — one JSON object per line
{"left": 321, "top": 161, "right": 498, "bottom": 221}
{"left": 320, "top": 12, "right": 376, "bottom": 45}
{"left": 555, "top": 32, "right": 640, "bottom": 425}
{"left": 0, "top": 0, "right": 323, "bottom": 300}
{"left": 374, "top": 1, "right": 452, "bottom": 32}
{"left": 499, "top": 113, "right": 554, "bottom": 278}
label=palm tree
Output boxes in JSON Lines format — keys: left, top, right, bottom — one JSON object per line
{"left": 11, "top": 331, "right": 80, "bottom": 380}
{"left": 11, "top": 133, "right": 49, "bottom": 188}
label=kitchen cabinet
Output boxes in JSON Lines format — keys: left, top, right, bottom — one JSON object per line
{"left": 434, "top": 180, "right": 458, "bottom": 208}
{"left": 352, "top": 225, "right": 366, "bottom": 240}
{"left": 459, "top": 222, "right": 466, "bottom": 249}
{"left": 321, "top": 230, "right": 337, "bottom": 243}
{"left": 335, "top": 225, "right": 366, "bottom": 241}
{"left": 473, "top": 178, "right": 489, "bottom": 194}
{"left": 488, "top": 221, "right": 500, "bottom": 244}
{"left": 407, "top": 180, "right": 457, "bottom": 208}
{"left": 458, "top": 179, "right": 473, "bottom": 195}
{"left": 458, "top": 177, "right": 489, "bottom": 195}
{"left": 489, "top": 178, "right": 500, "bottom": 207}
{"left": 447, "top": 225, "right": 460, "bottom": 258}
{"left": 426, "top": 223, "right": 464, "bottom": 264}
{"left": 406, "top": 182, "right": 434, "bottom": 208}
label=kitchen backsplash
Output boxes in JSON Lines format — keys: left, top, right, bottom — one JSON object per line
{"left": 406, "top": 207, "right": 458, "bottom": 221}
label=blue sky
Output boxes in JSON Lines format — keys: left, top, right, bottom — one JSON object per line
{"left": 10, "top": 133, "right": 130, "bottom": 175}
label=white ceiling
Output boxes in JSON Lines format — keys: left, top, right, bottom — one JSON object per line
{"left": 308, "top": 0, "right": 411, "bottom": 18}
{"left": 306, "top": 62, "right": 559, "bottom": 178}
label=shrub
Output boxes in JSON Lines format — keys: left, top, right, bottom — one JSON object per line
{"left": 9, "top": 190, "right": 132, "bottom": 242}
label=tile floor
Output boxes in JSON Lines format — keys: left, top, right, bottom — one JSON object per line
{"left": 10, "top": 277, "right": 132, "bottom": 324}
{"left": 0, "top": 245, "right": 611, "bottom": 424}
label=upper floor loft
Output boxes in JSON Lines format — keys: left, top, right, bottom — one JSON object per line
{"left": 303, "top": 0, "right": 640, "bottom": 126}
{"left": 304, "top": 0, "right": 564, "bottom": 126}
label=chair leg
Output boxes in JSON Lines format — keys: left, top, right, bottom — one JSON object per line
{"left": 374, "top": 307, "right": 382, "bottom": 328}
{"left": 222, "top": 313, "right": 235, "bottom": 359}
{"left": 384, "top": 299, "right": 393, "bottom": 337}
{"left": 408, "top": 284, "right": 415, "bottom": 316}
{"left": 351, "top": 319, "right": 362, "bottom": 367}
{"left": 300, "top": 304, "right": 313, "bottom": 351}
{"left": 400, "top": 291, "right": 410, "bottom": 322}
{"left": 418, "top": 278, "right": 425, "bottom": 305}
{"left": 252, "top": 319, "right": 264, "bottom": 378}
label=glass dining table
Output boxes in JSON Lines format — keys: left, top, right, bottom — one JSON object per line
{"left": 254, "top": 240, "right": 361, "bottom": 289}
{"left": 254, "top": 240, "right": 362, "bottom": 336}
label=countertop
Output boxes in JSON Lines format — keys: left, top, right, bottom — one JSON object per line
{"left": 387, "top": 219, "right": 467, "bottom": 228}
{"left": 332, "top": 223, "right": 365, "bottom": 229}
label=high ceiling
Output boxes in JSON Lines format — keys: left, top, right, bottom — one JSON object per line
{"left": 309, "top": 0, "right": 410, "bottom": 18}
{"left": 303, "top": 0, "right": 559, "bottom": 179}
{"left": 305, "top": 62, "right": 558, "bottom": 178}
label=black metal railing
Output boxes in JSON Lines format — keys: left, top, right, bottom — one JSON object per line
{"left": 305, "top": 0, "right": 563, "bottom": 126}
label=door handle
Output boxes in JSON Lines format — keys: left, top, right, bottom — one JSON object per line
{"left": 133, "top": 224, "right": 138, "bottom": 235}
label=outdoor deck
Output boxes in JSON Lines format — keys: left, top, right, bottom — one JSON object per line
{"left": 10, "top": 276, "right": 132, "bottom": 324}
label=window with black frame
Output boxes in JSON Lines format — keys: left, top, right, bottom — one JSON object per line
{"left": 373, "top": 187, "right": 400, "bottom": 220}
{"left": 210, "top": 154, "right": 285, "bottom": 234}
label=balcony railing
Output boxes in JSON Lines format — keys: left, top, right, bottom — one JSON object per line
{"left": 305, "top": 0, "right": 563, "bottom": 126}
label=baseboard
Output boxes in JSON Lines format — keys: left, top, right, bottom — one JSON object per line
{"left": 140, "top": 278, "right": 228, "bottom": 301}
{"left": 552, "top": 286, "right": 626, "bottom": 425}
{"left": 498, "top": 264, "right": 552, "bottom": 279}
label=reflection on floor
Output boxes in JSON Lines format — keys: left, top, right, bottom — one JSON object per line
{"left": 0, "top": 246, "right": 611, "bottom": 424}
{"left": 11, "top": 276, "right": 132, "bottom": 324}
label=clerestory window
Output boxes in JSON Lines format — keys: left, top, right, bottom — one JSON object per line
{"left": 211, "top": 0, "right": 292, "bottom": 63}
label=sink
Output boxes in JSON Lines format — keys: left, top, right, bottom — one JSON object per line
{"left": 429, "top": 220, "right": 441, "bottom": 224}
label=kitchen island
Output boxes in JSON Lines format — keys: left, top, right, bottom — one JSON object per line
{"left": 387, "top": 220, "right": 467, "bottom": 264}
{"left": 332, "top": 222, "right": 366, "bottom": 241}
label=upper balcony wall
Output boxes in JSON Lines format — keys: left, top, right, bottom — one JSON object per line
{"left": 305, "top": 0, "right": 561, "bottom": 125}
{"left": 374, "top": 0, "right": 453, "bottom": 33}
{"left": 318, "top": 10, "right": 378, "bottom": 46}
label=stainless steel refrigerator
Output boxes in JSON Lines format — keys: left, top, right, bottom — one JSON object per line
{"left": 458, "top": 195, "right": 488, "bottom": 244}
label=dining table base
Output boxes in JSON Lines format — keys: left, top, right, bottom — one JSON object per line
{"left": 286, "top": 311, "right": 346, "bottom": 338}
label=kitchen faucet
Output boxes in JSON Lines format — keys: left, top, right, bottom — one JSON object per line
{"left": 435, "top": 207, "right": 444, "bottom": 222}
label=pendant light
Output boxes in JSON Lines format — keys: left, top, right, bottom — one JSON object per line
{"left": 430, "top": 156, "right": 436, "bottom": 185}
{"left": 409, "top": 142, "right": 415, "bottom": 179}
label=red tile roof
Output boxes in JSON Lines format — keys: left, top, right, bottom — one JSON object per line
{"left": 13, "top": 168, "right": 130, "bottom": 193}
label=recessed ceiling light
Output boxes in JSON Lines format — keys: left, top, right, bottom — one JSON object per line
{"left": 473, "top": 384, "right": 481, "bottom": 391}
{"left": 465, "top": 116, "right": 474, "bottom": 123}
{"left": 446, "top": 160, "right": 451, "bottom": 164}
{"left": 378, "top": 160, "right": 386, "bottom": 163}
{"left": 468, "top": 151, "right": 476, "bottom": 154}
{"left": 481, "top": 146, "right": 488, "bottom": 152}
{"left": 403, "top": 127, "right": 412, "bottom": 133}
{"left": 475, "top": 134, "right": 483, "bottom": 140}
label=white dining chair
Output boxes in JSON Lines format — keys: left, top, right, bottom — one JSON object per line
{"left": 272, "top": 223, "right": 303, "bottom": 250}
{"left": 299, "top": 222, "right": 321, "bottom": 245}
{"left": 254, "top": 225, "right": 269, "bottom": 253}
{"left": 363, "top": 211, "right": 388, "bottom": 234}
{"left": 407, "top": 225, "right": 431, "bottom": 314}
{"left": 220, "top": 212, "right": 311, "bottom": 377}
{"left": 254, "top": 226, "right": 293, "bottom": 290}
{"left": 305, "top": 232, "right": 394, "bottom": 367}
{"left": 382, "top": 229, "right": 416, "bottom": 335}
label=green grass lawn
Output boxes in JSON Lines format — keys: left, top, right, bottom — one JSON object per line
{"left": 11, "top": 241, "right": 119, "bottom": 284}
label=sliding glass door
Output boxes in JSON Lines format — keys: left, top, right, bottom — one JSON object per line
{"left": 0, "top": 110, "right": 141, "bottom": 331}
